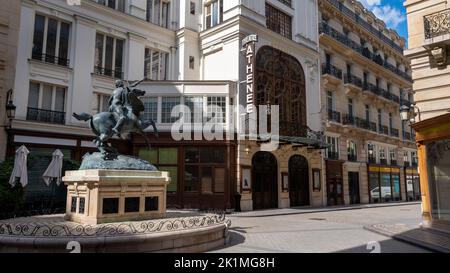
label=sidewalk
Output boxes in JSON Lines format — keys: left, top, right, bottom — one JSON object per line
{"left": 364, "top": 223, "right": 450, "bottom": 253}
{"left": 230, "top": 201, "right": 422, "bottom": 218}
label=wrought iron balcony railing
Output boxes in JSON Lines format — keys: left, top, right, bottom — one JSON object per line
{"left": 344, "top": 73, "right": 363, "bottom": 88}
{"left": 390, "top": 160, "right": 398, "bottom": 166}
{"left": 379, "top": 125, "right": 389, "bottom": 135}
{"left": 348, "top": 154, "right": 357, "bottom": 162}
{"left": 390, "top": 128, "right": 400, "bottom": 138}
{"left": 404, "top": 161, "right": 411, "bottom": 167}
{"left": 319, "top": 22, "right": 412, "bottom": 82}
{"left": 328, "top": 110, "right": 341, "bottom": 123}
{"left": 94, "top": 66, "right": 124, "bottom": 79}
{"left": 327, "top": 151, "right": 340, "bottom": 160}
{"left": 322, "top": 63, "right": 343, "bottom": 79}
{"left": 380, "top": 159, "right": 388, "bottom": 165}
{"left": 325, "top": 0, "right": 404, "bottom": 54}
{"left": 26, "top": 107, "right": 66, "bottom": 125}
{"left": 368, "top": 156, "right": 377, "bottom": 164}
{"left": 31, "top": 52, "right": 70, "bottom": 67}
{"left": 424, "top": 9, "right": 450, "bottom": 39}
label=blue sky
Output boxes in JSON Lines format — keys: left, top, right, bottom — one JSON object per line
{"left": 359, "top": 0, "right": 408, "bottom": 40}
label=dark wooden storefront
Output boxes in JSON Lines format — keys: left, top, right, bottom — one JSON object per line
{"left": 7, "top": 129, "right": 237, "bottom": 211}
{"left": 325, "top": 160, "right": 344, "bottom": 206}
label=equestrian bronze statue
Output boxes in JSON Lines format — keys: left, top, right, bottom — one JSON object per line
{"left": 73, "top": 79, "right": 158, "bottom": 155}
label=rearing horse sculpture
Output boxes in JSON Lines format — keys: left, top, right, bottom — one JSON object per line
{"left": 73, "top": 79, "right": 158, "bottom": 154}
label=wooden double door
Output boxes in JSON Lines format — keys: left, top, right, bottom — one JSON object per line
{"left": 289, "top": 155, "right": 310, "bottom": 207}
{"left": 252, "top": 152, "right": 278, "bottom": 210}
{"left": 326, "top": 160, "right": 344, "bottom": 206}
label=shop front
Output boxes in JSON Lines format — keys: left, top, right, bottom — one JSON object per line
{"left": 412, "top": 113, "right": 450, "bottom": 225}
{"left": 368, "top": 166, "right": 402, "bottom": 203}
{"left": 405, "top": 168, "right": 420, "bottom": 201}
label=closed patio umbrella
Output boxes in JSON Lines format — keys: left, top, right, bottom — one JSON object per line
{"left": 42, "top": 149, "right": 64, "bottom": 186}
{"left": 9, "top": 145, "right": 30, "bottom": 187}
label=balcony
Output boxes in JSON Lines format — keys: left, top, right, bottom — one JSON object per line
{"left": 325, "top": 0, "right": 404, "bottom": 54}
{"left": 380, "top": 159, "right": 388, "bottom": 165}
{"left": 348, "top": 154, "right": 357, "bottom": 162}
{"left": 31, "top": 53, "right": 70, "bottom": 67}
{"left": 321, "top": 63, "right": 343, "bottom": 86}
{"left": 26, "top": 107, "right": 66, "bottom": 125}
{"left": 342, "top": 114, "right": 375, "bottom": 131}
{"left": 319, "top": 22, "right": 412, "bottom": 82}
{"left": 404, "top": 131, "right": 412, "bottom": 141}
{"left": 404, "top": 161, "right": 411, "bottom": 167}
{"left": 94, "top": 66, "right": 123, "bottom": 79}
{"left": 424, "top": 9, "right": 450, "bottom": 39}
{"left": 391, "top": 160, "right": 398, "bottom": 166}
{"left": 328, "top": 110, "right": 341, "bottom": 123}
{"left": 327, "top": 152, "right": 340, "bottom": 160}
{"left": 390, "top": 128, "right": 400, "bottom": 138}
{"left": 344, "top": 74, "right": 363, "bottom": 95}
{"left": 379, "top": 125, "right": 389, "bottom": 136}
{"left": 368, "top": 156, "right": 377, "bottom": 164}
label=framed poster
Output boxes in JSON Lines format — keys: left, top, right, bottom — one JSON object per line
{"left": 282, "top": 173, "right": 289, "bottom": 192}
{"left": 313, "top": 169, "right": 321, "bottom": 192}
{"left": 241, "top": 166, "right": 252, "bottom": 193}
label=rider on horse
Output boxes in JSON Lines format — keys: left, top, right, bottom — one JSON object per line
{"left": 109, "top": 79, "right": 146, "bottom": 136}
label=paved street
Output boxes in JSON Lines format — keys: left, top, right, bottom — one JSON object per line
{"left": 212, "top": 204, "right": 432, "bottom": 253}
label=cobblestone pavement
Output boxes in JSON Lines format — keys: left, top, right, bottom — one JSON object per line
{"left": 212, "top": 204, "right": 431, "bottom": 253}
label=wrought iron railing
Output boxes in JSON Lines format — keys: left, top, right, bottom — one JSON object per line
{"left": 424, "top": 9, "right": 450, "bottom": 39}
{"left": 327, "top": 151, "right": 340, "bottom": 160}
{"left": 391, "top": 160, "right": 398, "bottom": 166}
{"left": 348, "top": 153, "right": 357, "bottom": 162}
{"left": 344, "top": 73, "right": 363, "bottom": 88}
{"left": 328, "top": 110, "right": 341, "bottom": 123}
{"left": 368, "top": 156, "right": 377, "bottom": 164}
{"left": 31, "top": 52, "right": 70, "bottom": 67}
{"left": 379, "top": 125, "right": 389, "bottom": 135}
{"left": 27, "top": 107, "right": 66, "bottom": 125}
{"left": 380, "top": 159, "right": 388, "bottom": 165}
{"left": 390, "top": 127, "right": 400, "bottom": 138}
{"left": 319, "top": 22, "right": 412, "bottom": 82}
{"left": 404, "top": 161, "right": 411, "bottom": 167}
{"left": 322, "top": 63, "right": 343, "bottom": 79}
{"left": 325, "top": 0, "right": 404, "bottom": 54}
{"left": 94, "top": 66, "right": 124, "bottom": 79}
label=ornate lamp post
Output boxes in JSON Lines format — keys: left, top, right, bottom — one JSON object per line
{"left": 6, "top": 89, "right": 16, "bottom": 121}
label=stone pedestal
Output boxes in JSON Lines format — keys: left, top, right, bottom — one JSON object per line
{"left": 63, "top": 170, "right": 170, "bottom": 225}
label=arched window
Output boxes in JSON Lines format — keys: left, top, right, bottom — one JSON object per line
{"left": 255, "top": 46, "right": 306, "bottom": 137}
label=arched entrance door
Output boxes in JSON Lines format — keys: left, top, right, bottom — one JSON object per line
{"left": 252, "top": 152, "right": 278, "bottom": 210}
{"left": 289, "top": 155, "right": 310, "bottom": 207}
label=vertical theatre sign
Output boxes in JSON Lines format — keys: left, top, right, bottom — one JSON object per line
{"left": 242, "top": 34, "right": 258, "bottom": 114}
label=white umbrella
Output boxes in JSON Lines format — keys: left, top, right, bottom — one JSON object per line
{"left": 42, "top": 149, "right": 64, "bottom": 186}
{"left": 9, "top": 145, "right": 30, "bottom": 187}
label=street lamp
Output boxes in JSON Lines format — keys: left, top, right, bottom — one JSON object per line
{"left": 400, "top": 105, "right": 410, "bottom": 122}
{"left": 5, "top": 89, "right": 16, "bottom": 120}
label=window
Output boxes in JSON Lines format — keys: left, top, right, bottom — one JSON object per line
{"left": 184, "top": 96, "right": 204, "bottom": 124}
{"left": 327, "top": 91, "right": 334, "bottom": 112}
{"left": 97, "top": 94, "right": 110, "bottom": 113}
{"left": 411, "top": 151, "right": 418, "bottom": 166}
{"left": 205, "top": 0, "right": 223, "bottom": 29}
{"left": 277, "top": 0, "right": 292, "bottom": 7}
{"left": 266, "top": 4, "right": 292, "bottom": 39}
{"left": 379, "top": 148, "right": 386, "bottom": 164}
{"left": 146, "top": 0, "right": 170, "bottom": 27}
{"left": 390, "top": 149, "right": 397, "bottom": 165}
{"left": 145, "top": 48, "right": 169, "bottom": 80}
{"left": 389, "top": 113, "right": 393, "bottom": 129}
{"left": 142, "top": 97, "right": 158, "bottom": 122}
{"left": 326, "top": 136, "right": 339, "bottom": 159}
{"left": 32, "top": 14, "right": 70, "bottom": 66}
{"left": 348, "top": 98, "right": 354, "bottom": 117}
{"left": 206, "top": 97, "right": 226, "bottom": 124}
{"left": 97, "top": 0, "right": 125, "bottom": 12}
{"left": 184, "top": 147, "right": 226, "bottom": 194}
{"left": 365, "top": 105, "right": 370, "bottom": 121}
{"left": 378, "top": 109, "right": 382, "bottom": 126}
{"left": 368, "top": 144, "right": 376, "bottom": 163}
{"left": 161, "top": 97, "right": 181, "bottom": 123}
{"left": 189, "top": 56, "right": 195, "bottom": 69}
{"left": 27, "top": 82, "right": 66, "bottom": 125}
{"left": 347, "top": 140, "right": 357, "bottom": 161}
{"left": 94, "top": 33, "right": 124, "bottom": 78}
{"left": 139, "top": 147, "right": 178, "bottom": 192}
{"left": 190, "top": 2, "right": 196, "bottom": 14}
